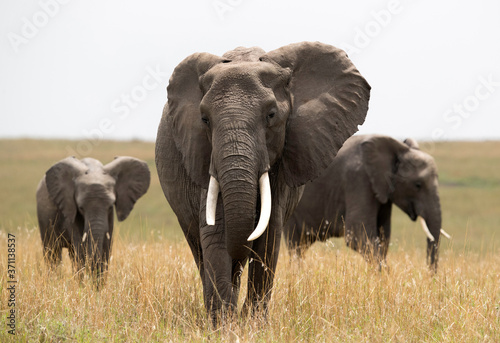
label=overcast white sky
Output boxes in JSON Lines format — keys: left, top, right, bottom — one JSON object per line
{"left": 1, "top": 0, "right": 499, "bottom": 142}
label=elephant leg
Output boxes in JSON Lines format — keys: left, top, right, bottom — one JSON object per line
{"left": 285, "top": 222, "right": 309, "bottom": 259}
{"left": 43, "top": 242, "right": 62, "bottom": 268}
{"left": 38, "top": 212, "right": 64, "bottom": 269}
{"left": 184, "top": 229, "right": 204, "bottom": 281}
{"left": 292, "top": 242, "right": 307, "bottom": 260}
{"left": 200, "top": 223, "right": 237, "bottom": 324}
{"left": 231, "top": 259, "right": 246, "bottom": 299}
{"left": 66, "top": 227, "right": 85, "bottom": 274}
{"left": 377, "top": 201, "right": 392, "bottom": 262}
{"left": 344, "top": 192, "right": 382, "bottom": 265}
{"left": 67, "top": 244, "right": 85, "bottom": 282}
{"left": 243, "top": 222, "right": 282, "bottom": 317}
{"left": 68, "top": 244, "right": 78, "bottom": 268}
{"left": 41, "top": 226, "right": 64, "bottom": 269}
{"left": 285, "top": 189, "right": 318, "bottom": 259}
{"left": 175, "top": 213, "right": 205, "bottom": 284}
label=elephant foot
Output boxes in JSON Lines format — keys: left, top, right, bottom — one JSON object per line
{"left": 208, "top": 303, "right": 239, "bottom": 328}
{"left": 241, "top": 296, "right": 269, "bottom": 323}
{"left": 92, "top": 274, "right": 107, "bottom": 290}
{"left": 378, "top": 260, "right": 390, "bottom": 274}
{"left": 427, "top": 263, "right": 438, "bottom": 276}
{"left": 43, "top": 247, "right": 62, "bottom": 270}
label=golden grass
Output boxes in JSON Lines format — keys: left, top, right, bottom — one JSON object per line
{"left": 0, "top": 229, "right": 498, "bottom": 342}
{"left": 1, "top": 139, "right": 499, "bottom": 250}
{"left": 0, "top": 139, "right": 499, "bottom": 341}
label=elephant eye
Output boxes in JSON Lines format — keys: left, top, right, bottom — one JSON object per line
{"left": 415, "top": 181, "right": 422, "bottom": 190}
{"left": 201, "top": 115, "right": 210, "bottom": 126}
{"left": 266, "top": 108, "right": 277, "bottom": 124}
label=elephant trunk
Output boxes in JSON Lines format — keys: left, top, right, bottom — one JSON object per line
{"left": 218, "top": 154, "right": 259, "bottom": 260}
{"left": 212, "top": 124, "right": 269, "bottom": 260}
{"left": 423, "top": 198, "right": 442, "bottom": 272}
{"left": 83, "top": 211, "right": 110, "bottom": 276}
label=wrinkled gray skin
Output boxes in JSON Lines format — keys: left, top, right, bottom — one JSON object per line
{"left": 285, "top": 135, "right": 442, "bottom": 272}
{"left": 36, "top": 156, "right": 150, "bottom": 280}
{"left": 155, "top": 41, "right": 370, "bottom": 322}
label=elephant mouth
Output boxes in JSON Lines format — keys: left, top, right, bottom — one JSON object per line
{"left": 206, "top": 172, "right": 272, "bottom": 241}
{"left": 408, "top": 201, "right": 417, "bottom": 221}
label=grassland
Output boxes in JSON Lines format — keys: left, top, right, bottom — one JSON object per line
{"left": 0, "top": 139, "right": 499, "bottom": 341}
{"left": 0, "top": 139, "right": 182, "bottom": 242}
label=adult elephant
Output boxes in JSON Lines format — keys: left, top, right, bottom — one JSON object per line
{"left": 36, "top": 156, "right": 150, "bottom": 280}
{"left": 155, "top": 42, "right": 370, "bottom": 321}
{"left": 285, "top": 134, "right": 449, "bottom": 272}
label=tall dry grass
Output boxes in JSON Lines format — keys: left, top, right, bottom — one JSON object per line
{"left": 1, "top": 228, "right": 498, "bottom": 342}
{"left": 1, "top": 139, "right": 499, "bottom": 341}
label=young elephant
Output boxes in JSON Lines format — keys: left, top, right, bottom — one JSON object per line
{"left": 36, "top": 156, "right": 150, "bottom": 278}
{"left": 285, "top": 134, "right": 447, "bottom": 272}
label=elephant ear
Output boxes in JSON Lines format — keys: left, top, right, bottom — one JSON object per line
{"left": 404, "top": 138, "right": 420, "bottom": 149}
{"left": 361, "top": 135, "right": 409, "bottom": 203}
{"left": 45, "top": 157, "right": 86, "bottom": 222}
{"left": 104, "top": 157, "right": 151, "bottom": 221}
{"left": 261, "top": 41, "right": 371, "bottom": 187}
{"left": 166, "top": 52, "right": 225, "bottom": 187}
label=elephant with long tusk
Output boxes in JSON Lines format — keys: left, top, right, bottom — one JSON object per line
{"left": 155, "top": 41, "right": 371, "bottom": 323}
{"left": 285, "top": 134, "right": 450, "bottom": 272}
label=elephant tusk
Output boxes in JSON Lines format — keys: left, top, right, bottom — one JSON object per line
{"left": 248, "top": 172, "right": 272, "bottom": 241}
{"left": 206, "top": 176, "right": 219, "bottom": 226}
{"left": 82, "top": 232, "right": 87, "bottom": 243}
{"left": 440, "top": 229, "right": 452, "bottom": 239}
{"left": 418, "top": 216, "right": 435, "bottom": 242}
{"left": 106, "top": 232, "right": 111, "bottom": 240}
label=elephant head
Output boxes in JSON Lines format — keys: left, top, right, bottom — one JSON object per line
{"left": 166, "top": 42, "right": 370, "bottom": 260}
{"left": 361, "top": 135, "right": 442, "bottom": 271}
{"left": 45, "top": 156, "right": 150, "bottom": 275}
